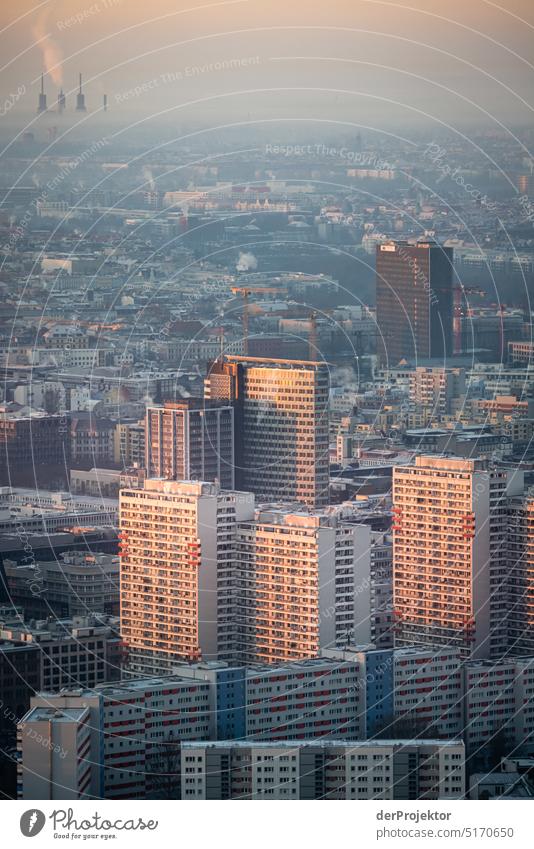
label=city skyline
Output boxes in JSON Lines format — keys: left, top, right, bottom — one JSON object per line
{"left": 1, "top": 0, "right": 534, "bottom": 821}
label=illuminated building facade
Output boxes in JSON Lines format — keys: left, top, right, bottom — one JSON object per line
{"left": 205, "top": 356, "right": 330, "bottom": 507}
{"left": 119, "top": 479, "right": 254, "bottom": 675}
{"left": 218, "top": 507, "right": 371, "bottom": 664}
{"left": 392, "top": 456, "right": 522, "bottom": 658}
{"left": 145, "top": 400, "right": 235, "bottom": 488}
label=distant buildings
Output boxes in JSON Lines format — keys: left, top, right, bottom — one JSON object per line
{"left": 70, "top": 413, "right": 116, "bottom": 467}
{"left": 0, "top": 642, "right": 40, "bottom": 747}
{"left": 506, "top": 492, "right": 534, "bottom": 656}
{"left": 376, "top": 241, "right": 454, "bottom": 364}
{"left": 114, "top": 419, "right": 145, "bottom": 467}
{"left": 0, "top": 409, "right": 70, "bottom": 487}
{"left": 0, "top": 487, "right": 118, "bottom": 535}
{"left": 509, "top": 340, "right": 534, "bottom": 366}
{"left": 18, "top": 644, "right": 534, "bottom": 799}
{"left": 18, "top": 706, "right": 93, "bottom": 800}
{"left": 408, "top": 366, "right": 466, "bottom": 419}
{"left": 19, "top": 677, "right": 214, "bottom": 799}
{"left": 0, "top": 611, "right": 121, "bottom": 690}
{"left": 120, "top": 476, "right": 373, "bottom": 670}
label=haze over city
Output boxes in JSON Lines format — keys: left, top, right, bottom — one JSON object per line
{"left": 0, "top": 0, "right": 534, "bottom": 832}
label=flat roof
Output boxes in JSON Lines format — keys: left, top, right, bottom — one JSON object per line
{"left": 25, "top": 707, "right": 88, "bottom": 722}
{"left": 182, "top": 739, "right": 464, "bottom": 749}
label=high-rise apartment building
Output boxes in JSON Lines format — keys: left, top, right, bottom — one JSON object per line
{"left": 205, "top": 356, "right": 330, "bottom": 507}
{"left": 119, "top": 479, "right": 254, "bottom": 675}
{"left": 218, "top": 506, "right": 371, "bottom": 664}
{"left": 376, "top": 240, "right": 454, "bottom": 364}
{"left": 145, "top": 400, "right": 235, "bottom": 489}
{"left": 506, "top": 492, "right": 534, "bottom": 655}
{"left": 393, "top": 456, "right": 523, "bottom": 658}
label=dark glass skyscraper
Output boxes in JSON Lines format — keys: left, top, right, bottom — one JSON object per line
{"left": 376, "top": 240, "right": 454, "bottom": 364}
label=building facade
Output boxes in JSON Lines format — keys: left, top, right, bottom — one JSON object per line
{"left": 119, "top": 479, "right": 254, "bottom": 674}
{"left": 393, "top": 456, "right": 522, "bottom": 658}
{"left": 376, "top": 240, "right": 454, "bottom": 364}
{"left": 205, "top": 356, "right": 330, "bottom": 507}
{"left": 180, "top": 739, "right": 465, "bottom": 799}
{"left": 218, "top": 506, "right": 371, "bottom": 664}
{"left": 145, "top": 400, "right": 235, "bottom": 489}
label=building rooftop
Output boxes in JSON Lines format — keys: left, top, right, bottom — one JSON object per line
{"left": 182, "top": 738, "right": 464, "bottom": 749}
{"left": 24, "top": 707, "right": 88, "bottom": 723}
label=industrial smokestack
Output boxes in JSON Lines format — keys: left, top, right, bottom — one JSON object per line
{"left": 76, "top": 73, "right": 86, "bottom": 112}
{"left": 58, "top": 88, "right": 65, "bottom": 113}
{"left": 37, "top": 73, "right": 47, "bottom": 113}
{"left": 103, "top": 94, "right": 108, "bottom": 112}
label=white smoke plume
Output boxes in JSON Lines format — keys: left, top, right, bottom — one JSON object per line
{"left": 236, "top": 251, "right": 258, "bottom": 272}
{"left": 32, "top": 11, "right": 63, "bottom": 86}
{"left": 331, "top": 365, "right": 359, "bottom": 391}
{"left": 143, "top": 166, "right": 155, "bottom": 192}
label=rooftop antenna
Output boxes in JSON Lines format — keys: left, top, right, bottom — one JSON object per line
{"left": 37, "top": 73, "right": 47, "bottom": 113}
{"left": 76, "top": 73, "right": 86, "bottom": 112}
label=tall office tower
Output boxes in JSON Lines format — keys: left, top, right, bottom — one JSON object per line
{"left": 145, "top": 400, "right": 235, "bottom": 489}
{"left": 506, "top": 492, "right": 534, "bottom": 655}
{"left": 205, "top": 356, "right": 330, "bottom": 507}
{"left": 409, "top": 366, "right": 466, "bottom": 419}
{"left": 218, "top": 506, "right": 371, "bottom": 664}
{"left": 376, "top": 240, "right": 454, "bottom": 364}
{"left": 393, "top": 456, "right": 522, "bottom": 659}
{"left": 119, "top": 479, "right": 254, "bottom": 675}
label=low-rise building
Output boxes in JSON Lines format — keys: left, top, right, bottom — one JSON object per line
{"left": 180, "top": 739, "right": 465, "bottom": 799}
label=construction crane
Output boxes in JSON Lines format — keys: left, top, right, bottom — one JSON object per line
{"left": 230, "top": 286, "right": 287, "bottom": 355}
{"left": 453, "top": 285, "right": 486, "bottom": 354}
{"left": 309, "top": 311, "right": 318, "bottom": 361}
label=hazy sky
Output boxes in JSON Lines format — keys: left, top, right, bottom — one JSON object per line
{"left": 1, "top": 0, "right": 534, "bottom": 131}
